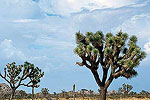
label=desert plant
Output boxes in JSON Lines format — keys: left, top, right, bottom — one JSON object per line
{"left": 140, "top": 90, "right": 149, "bottom": 95}
{"left": 61, "top": 89, "right": 66, "bottom": 98}
{"left": 118, "top": 83, "right": 133, "bottom": 95}
{"left": 53, "top": 92, "right": 58, "bottom": 100}
{"left": 74, "top": 30, "right": 146, "bottom": 100}
{"left": 41, "top": 88, "right": 49, "bottom": 99}
{"left": 0, "top": 62, "right": 39, "bottom": 100}
{"left": 89, "top": 90, "right": 94, "bottom": 96}
{"left": 20, "top": 62, "right": 44, "bottom": 100}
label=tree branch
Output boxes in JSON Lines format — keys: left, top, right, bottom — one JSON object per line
{"left": 0, "top": 72, "right": 13, "bottom": 87}
{"left": 91, "top": 69, "right": 102, "bottom": 87}
{"left": 104, "top": 74, "right": 113, "bottom": 89}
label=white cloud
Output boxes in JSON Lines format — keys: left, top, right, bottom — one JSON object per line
{"left": 35, "top": 36, "right": 75, "bottom": 49}
{"left": 113, "top": 14, "right": 150, "bottom": 39}
{"left": 0, "top": 39, "right": 26, "bottom": 60}
{"left": 129, "top": 0, "right": 149, "bottom": 7}
{"left": 37, "top": 0, "right": 138, "bottom": 15}
{"left": 144, "top": 41, "right": 150, "bottom": 61}
{"left": 0, "top": 39, "right": 55, "bottom": 73}
{"left": 0, "top": 0, "right": 43, "bottom": 20}
{"left": 144, "top": 41, "right": 150, "bottom": 54}
{"left": 13, "top": 19, "right": 39, "bottom": 23}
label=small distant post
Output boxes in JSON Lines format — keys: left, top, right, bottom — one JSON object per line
{"left": 73, "top": 84, "right": 75, "bottom": 100}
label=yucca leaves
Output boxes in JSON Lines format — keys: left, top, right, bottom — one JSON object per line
{"left": 0, "top": 61, "right": 44, "bottom": 99}
{"left": 74, "top": 30, "right": 146, "bottom": 79}
{"left": 92, "top": 48, "right": 99, "bottom": 55}
{"left": 76, "top": 32, "right": 85, "bottom": 44}
{"left": 130, "top": 35, "right": 137, "bottom": 43}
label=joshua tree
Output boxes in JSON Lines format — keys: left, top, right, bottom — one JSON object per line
{"left": 140, "top": 90, "right": 149, "bottom": 95}
{"left": 118, "top": 87, "right": 123, "bottom": 94}
{"left": 0, "top": 62, "right": 38, "bottom": 100}
{"left": 118, "top": 83, "right": 133, "bottom": 95}
{"left": 53, "top": 92, "right": 58, "bottom": 100}
{"left": 53, "top": 92, "right": 57, "bottom": 97}
{"left": 74, "top": 30, "right": 146, "bottom": 100}
{"left": 89, "top": 90, "right": 94, "bottom": 96}
{"left": 61, "top": 89, "right": 66, "bottom": 98}
{"left": 41, "top": 88, "right": 49, "bottom": 99}
{"left": 20, "top": 62, "right": 44, "bottom": 100}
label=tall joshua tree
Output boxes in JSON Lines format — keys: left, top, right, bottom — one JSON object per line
{"left": 0, "top": 62, "right": 36, "bottom": 100}
{"left": 20, "top": 62, "right": 44, "bottom": 100}
{"left": 74, "top": 30, "right": 146, "bottom": 100}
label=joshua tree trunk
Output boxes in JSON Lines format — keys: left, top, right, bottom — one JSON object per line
{"left": 91, "top": 69, "right": 113, "bottom": 100}
{"left": 100, "top": 88, "right": 107, "bottom": 100}
{"left": 9, "top": 89, "right": 15, "bottom": 100}
{"left": 32, "top": 87, "right": 34, "bottom": 100}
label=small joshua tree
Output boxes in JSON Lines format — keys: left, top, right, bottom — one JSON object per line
{"left": 118, "top": 83, "right": 133, "bottom": 95}
{"left": 53, "top": 92, "right": 58, "bottom": 100}
{"left": 140, "top": 90, "right": 149, "bottom": 95}
{"left": 74, "top": 30, "right": 146, "bottom": 100}
{"left": 20, "top": 62, "right": 44, "bottom": 100}
{"left": 0, "top": 62, "right": 37, "bottom": 100}
{"left": 41, "top": 88, "right": 49, "bottom": 99}
{"left": 61, "top": 89, "right": 66, "bottom": 98}
{"left": 89, "top": 90, "right": 94, "bottom": 97}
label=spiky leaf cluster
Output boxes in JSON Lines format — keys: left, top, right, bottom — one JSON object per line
{"left": 25, "top": 62, "right": 44, "bottom": 88}
{"left": 5, "top": 62, "right": 23, "bottom": 84}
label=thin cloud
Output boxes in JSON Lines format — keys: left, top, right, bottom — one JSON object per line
{"left": 36, "top": 0, "right": 139, "bottom": 15}
{"left": 144, "top": 41, "right": 150, "bottom": 54}
{"left": 13, "top": 19, "right": 39, "bottom": 23}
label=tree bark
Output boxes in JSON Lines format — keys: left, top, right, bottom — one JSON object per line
{"left": 100, "top": 88, "right": 107, "bottom": 100}
{"left": 9, "top": 89, "right": 15, "bottom": 100}
{"left": 32, "top": 87, "right": 34, "bottom": 100}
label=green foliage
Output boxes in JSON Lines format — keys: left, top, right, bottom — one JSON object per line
{"left": 76, "top": 32, "right": 85, "bottom": 44}
{"left": 74, "top": 30, "right": 146, "bottom": 80}
{"left": 74, "top": 43, "right": 86, "bottom": 57}
{"left": 0, "top": 62, "right": 44, "bottom": 100}
{"left": 130, "top": 35, "right": 137, "bottom": 43}
{"left": 106, "top": 32, "right": 113, "bottom": 38}
{"left": 92, "top": 48, "right": 99, "bottom": 55}
{"left": 104, "top": 47, "right": 112, "bottom": 56}
{"left": 24, "top": 62, "right": 44, "bottom": 88}
{"left": 87, "top": 45, "right": 93, "bottom": 52}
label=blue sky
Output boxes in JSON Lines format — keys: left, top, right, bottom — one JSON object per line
{"left": 0, "top": 0, "right": 150, "bottom": 93}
